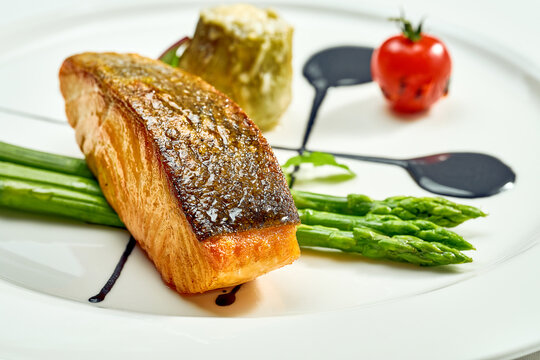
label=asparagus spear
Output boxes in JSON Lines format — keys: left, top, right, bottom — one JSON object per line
{"left": 0, "top": 141, "right": 479, "bottom": 265}
{"left": 0, "top": 141, "right": 93, "bottom": 179}
{"left": 0, "top": 176, "right": 123, "bottom": 227}
{"left": 296, "top": 224, "right": 472, "bottom": 266}
{"left": 0, "top": 161, "right": 102, "bottom": 196}
{"left": 292, "top": 189, "right": 486, "bottom": 227}
{"left": 0, "top": 174, "right": 470, "bottom": 265}
{"left": 298, "top": 209, "right": 474, "bottom": 250}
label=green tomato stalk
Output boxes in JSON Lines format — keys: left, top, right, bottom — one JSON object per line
{"left": 389, "top": 16, "right": 424, "bottom": 42}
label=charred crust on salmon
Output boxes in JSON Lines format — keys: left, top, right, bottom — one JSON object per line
{"left": 60, "top": 52, "right": 299, "bottom": 241}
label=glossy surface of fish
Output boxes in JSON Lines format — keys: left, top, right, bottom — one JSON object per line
{"left": 60, "top": 52, "right": 300, "bottom": 294}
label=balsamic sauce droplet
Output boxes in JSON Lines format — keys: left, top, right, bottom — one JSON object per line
{"left": 406, "top": 152, "right": 516, "bottom": 198}
{"left": 215, "top": 284, "right": 242, "bottom": 306}
{"left": 88, "top": 236, "right": 136, "bottom": 303}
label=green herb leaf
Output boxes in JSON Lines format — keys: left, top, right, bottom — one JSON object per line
{"left": 160, "top": 49, "right": 180, "bottom": 67}
{"left": 282, "top": 151, "right": 356, "bottom": 183}
{"left": 158, "top": 37, "right": 190, "bottom": 67}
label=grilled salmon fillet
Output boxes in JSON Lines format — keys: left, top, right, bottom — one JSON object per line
{"left": 59, "top": 52, "right": 300, "bottom": 294}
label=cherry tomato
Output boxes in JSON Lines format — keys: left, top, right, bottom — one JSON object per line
{"left": 371, "top": 18, "right": 452, "bottom": 113}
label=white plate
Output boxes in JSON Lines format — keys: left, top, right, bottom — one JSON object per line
{"left": 1, "top": 1, "right": 540, "bottom": 359}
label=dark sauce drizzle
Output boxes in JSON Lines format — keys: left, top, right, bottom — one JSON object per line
{"left": 215, "top": 284, "right": 242, "bottom": 306}
{"left": 88, "top": 236, "right": 136, "bottom": 303}
{"left": 289, "top": 46, "right": 374, "bottom": 187}
{"left": 86, "top": 234, "right": 244, "bottom": 306}
{"left": 287, "top": 45, "right": 515, "bottom": 198}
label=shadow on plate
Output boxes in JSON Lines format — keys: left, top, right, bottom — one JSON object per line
{"left": 299, "top": 247, "right": 469, "bottom": 274}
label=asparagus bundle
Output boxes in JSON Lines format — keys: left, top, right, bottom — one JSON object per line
{"left": 292, "top": 189, "right": 486, "bottom": 227}
{"left": 298, "top": 208, "right": 474, "bottom": 250}
{"left": 297, "top": 225, "right": 472, "bottom": 266}
{"left": 0, "top": 141, "right": 482, "bottom": 266}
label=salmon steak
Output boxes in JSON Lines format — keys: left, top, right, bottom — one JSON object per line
{"left": 59, "top": 52, "right": 300, "bottom": 294}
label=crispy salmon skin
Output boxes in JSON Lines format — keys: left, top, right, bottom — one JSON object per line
{"left": 59, "top": 52, "right": 300, "bottom": 294}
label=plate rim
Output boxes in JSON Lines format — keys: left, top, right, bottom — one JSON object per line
{"left": 1, "top": 1, "right": 539, "bottom": 359}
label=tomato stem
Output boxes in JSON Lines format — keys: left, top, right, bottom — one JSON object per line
{"left": 389, "top": 16, "right": 423, "bottom": 42}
